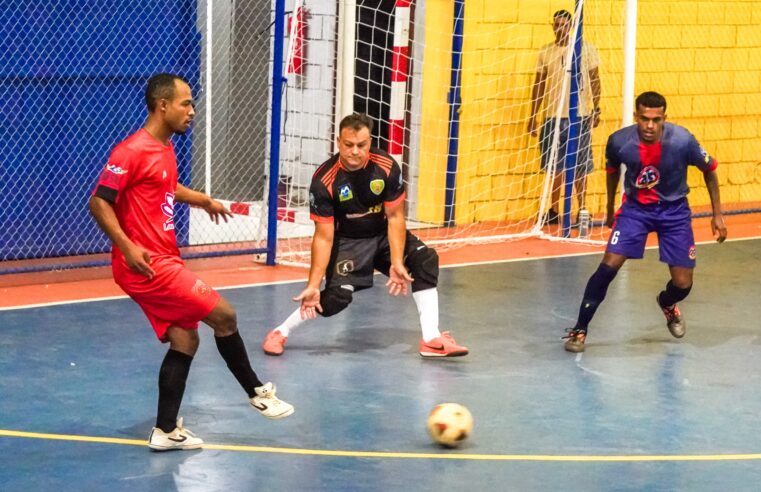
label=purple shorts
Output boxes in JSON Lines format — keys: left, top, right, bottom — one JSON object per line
{"left": 607, "top": 198, "right": 696, "bottom": 268}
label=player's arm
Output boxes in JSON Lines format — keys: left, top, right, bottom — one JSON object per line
{"left": 89, "top": 195, "right": 155, "bottom": 279}
{"left": 385, "top": 200, "right": 413, "bottom": 296}
{"left": 527, "top": 68, "right": 547, "bottom": 137}
{"left": 175, "top": 184, "right": 233, "bottom": 224}
{"left": 605, "top": 167, "right": 620, "bottom": 228}
{"left": 703, "top": 169, "right": 727, "bottom": 243}
{"left": 293, "top": 221, "right": 334, "bottom": 319}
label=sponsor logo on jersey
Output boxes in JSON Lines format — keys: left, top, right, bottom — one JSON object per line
{"left": 336, "top": 259, "right": 354, "bottom": 276}
{"left": 106, "top": 163, "right": 128, "bottom": 175}
{"left": 309, "top": 192, "right": 316, "bottom": 208}
{"left": 688, "top": 245, "right": 696, "bottom": 260}
{"left": 370, "top": 179, "right": 385, "bottom": 195}
{"left": 338, "top": 184, "right": 353, "bottom": 202}
{"left": 635, "top": 165, "right": 660, "bottom": 189}
{"left": 162, "top": 192, "right": 175, "bottom": 231}
{"left": 346, "top": 204, "right": 383, "bottom": 219}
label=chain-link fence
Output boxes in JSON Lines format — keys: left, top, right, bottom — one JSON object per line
{"left": 0, "top": 0, "right": 278, "bottom": 272}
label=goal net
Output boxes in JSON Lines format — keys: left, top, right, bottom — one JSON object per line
{"left": 1, "top": 0, "right": 759, "bottom": 273}
{"left": 274, "top": 0, "right": 627, "bottom": 266}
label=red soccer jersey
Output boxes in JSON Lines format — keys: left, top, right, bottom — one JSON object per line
{"left": 92, "top": 129, "right": 180, "bottom": 271}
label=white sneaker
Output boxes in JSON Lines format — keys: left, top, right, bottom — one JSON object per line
{"left": 148, "top": 417, "right": 204, "bottom": 451}
{"left": 250, "top": 382, "right": 294, "bottom": 419}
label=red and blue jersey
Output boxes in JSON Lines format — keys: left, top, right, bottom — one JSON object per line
{"left": 605, "top": 123, "right": 717, "bottom": 204}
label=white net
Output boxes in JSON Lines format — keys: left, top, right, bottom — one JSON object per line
{"left": 0, "top": 0, "right": 276, "bottom": 271}
{"left": 276, "top": 0, "right": 761, "bottom": 263}
{"left": 275, "top": 0, "right": 626, "bottom": 265}
{"left": 2, "top": 0, "right": 760, "bottom": 272}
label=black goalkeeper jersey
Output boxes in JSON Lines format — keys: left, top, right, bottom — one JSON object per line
{"left": 309, "top": 148, "right": 406, "bottom": 238}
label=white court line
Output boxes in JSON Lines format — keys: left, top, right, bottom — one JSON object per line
{"left": 2, "top": 235, "right": 758, "bottom": 312}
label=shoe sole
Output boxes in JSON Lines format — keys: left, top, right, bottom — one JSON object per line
{"left": 263, "top": 349, "right": 284, "bottom": 356}
{"left": 419, "top": 349, "right": 469, "bottom": 357}
{"left": 251, "top": 403, "right": 295, "bottom": 420}
{"left": 256, "top": 406, "right": 295, "bottom": 420}
{"left": 148, "top": 442, "right": 204, "bottom": 451}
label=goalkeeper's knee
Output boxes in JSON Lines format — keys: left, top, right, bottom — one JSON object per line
{"left": 406, "top": 246, "right": 439, "bottom": 292}
{"left": 319, "top": 285, "right": 354, "bottom": 317}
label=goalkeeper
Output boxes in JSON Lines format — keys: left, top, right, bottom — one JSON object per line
{"left": 262, "top": 114, "right": 468, "bottom": 358}
{"left": 563, "top": 91, "right": 727, "bottom": 353}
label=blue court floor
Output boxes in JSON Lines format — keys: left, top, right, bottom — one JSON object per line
{"left": 1, "top": 239, "right": 761, "bottom": 491}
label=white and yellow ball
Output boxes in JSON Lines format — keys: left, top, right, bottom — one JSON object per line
{"left": 426, "top": 403, "right": 473, "bottom": 448}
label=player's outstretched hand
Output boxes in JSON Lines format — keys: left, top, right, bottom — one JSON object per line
{"left": 386, "top": 264, "right": 413, "bottom": 297}
{"left": 294, "top": 286, "right": 322, "bottom": 320}
{"left": 205, "top": 198, "right": 233, "bottom": 224}
{"left": 124, "top": 244, "right": 155, "bottom": 279}
{"left": 712, "top": 214, "right": 728, "bottom": 243}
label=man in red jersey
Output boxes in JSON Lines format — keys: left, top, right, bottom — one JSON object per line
{"left": 89, "top": 73, "right": 293, "bottom": 451}
{"left": 262, "top": 114, "right": 468, "bottom": 358}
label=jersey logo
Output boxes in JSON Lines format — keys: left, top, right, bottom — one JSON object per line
{"left": 106, "top": 163, "right": 128, "bottom": 175}
{"left": 370, "top": 179, "right": 385, "bottom": 195}
{"left": 336, "top": 259, "right": 354, "bottom": 276}
{"left": 338, "top": 184, "right": 353, "bottom": 202}
{"left": 191, "top": 279, "right": 210, "bottom": 297}
{"left": 161, "top": 192, "right": 175, "bottom": 231}
{"left": 635, "top": 165, "right": 660, "bottom": 189}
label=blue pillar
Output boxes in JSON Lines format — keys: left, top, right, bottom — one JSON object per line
{"left": 266, "top": 0, "right": 287, "bottom": 265}
{"left": 561, "top": 0, "right": 584, "bottom": 237}
{"left": 444, "top": 0, "right": 464, "bottom": 226}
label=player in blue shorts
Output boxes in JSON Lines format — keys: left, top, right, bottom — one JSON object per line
{"left": 563, "top": 91, "right": 728, "bottom": 352}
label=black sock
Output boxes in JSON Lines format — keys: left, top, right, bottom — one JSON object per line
{"left": 658, "top": 281, "right": 692, "bottom": 307}
{"left": 215, "top": 331, "right": 263, "bottom": 398}
{"left": 576, "top": 263, "right": 619, "bottom": 331}
{"left": 156, "top": 349, "right": 193, "bottom": 433}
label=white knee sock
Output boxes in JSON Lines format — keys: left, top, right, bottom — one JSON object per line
{"left": 275, "top": 308, "right": 306, "bottom": 337}
{"left": 413, "top": 288, "right": 441, "bottom": 342}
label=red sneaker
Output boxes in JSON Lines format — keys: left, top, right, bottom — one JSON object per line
{"left": 263, "top": 330, "right": 287, "bottom": 356}
{"left": 419, "top": 332, "right": 468, "bottom": 357}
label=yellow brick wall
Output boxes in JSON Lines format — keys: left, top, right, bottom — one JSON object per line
{"left": 417, "top": 0, "right": 761, "bottom": 223}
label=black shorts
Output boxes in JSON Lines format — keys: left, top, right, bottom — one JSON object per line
{"left": 325, "top": 231, "right": 427, "bottom": 291}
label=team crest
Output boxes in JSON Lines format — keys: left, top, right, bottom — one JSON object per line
{"left": 688, "top": 245, "right": 697, "bottom": 260}
{"left": 700, "top": 148, "right": 710, "bottom": 164}
{"left": 161, "top": 192, "right": 175, "bottom": 231}
{"left": 635, "top": 165, "right": 660, "bottom": 189}
{"left": 191, "top": 279, "right": 211, "bottom": 297}
{"left": 370, "top": 179, "right": 385, "bottom": 195}
{"left": 336, "top": 259, "right": 354, "bottom": 276}
{"left": 338, "top": 184, "right": 353, "bottom": 202}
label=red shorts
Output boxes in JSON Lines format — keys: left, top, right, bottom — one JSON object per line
{"left": 113, "top": 255, "right": 220, "bottom": 342}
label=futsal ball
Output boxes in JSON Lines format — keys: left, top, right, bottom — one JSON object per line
{"left": 426, "top": 403, "right": 473, "bottom": 448}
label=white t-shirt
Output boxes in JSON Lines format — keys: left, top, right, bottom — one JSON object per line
{"left": 536, "top": 42, "right": 600, "bottom": 118}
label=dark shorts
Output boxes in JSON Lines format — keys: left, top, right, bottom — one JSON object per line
{"left": 606, "top": 198, "right": 696, "bottom": 268}
{"left": 540, "top": 116, "right": 594, "bottom": 176}
{"left": 325, "top": 231, "right": 429, "bottom": 290}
